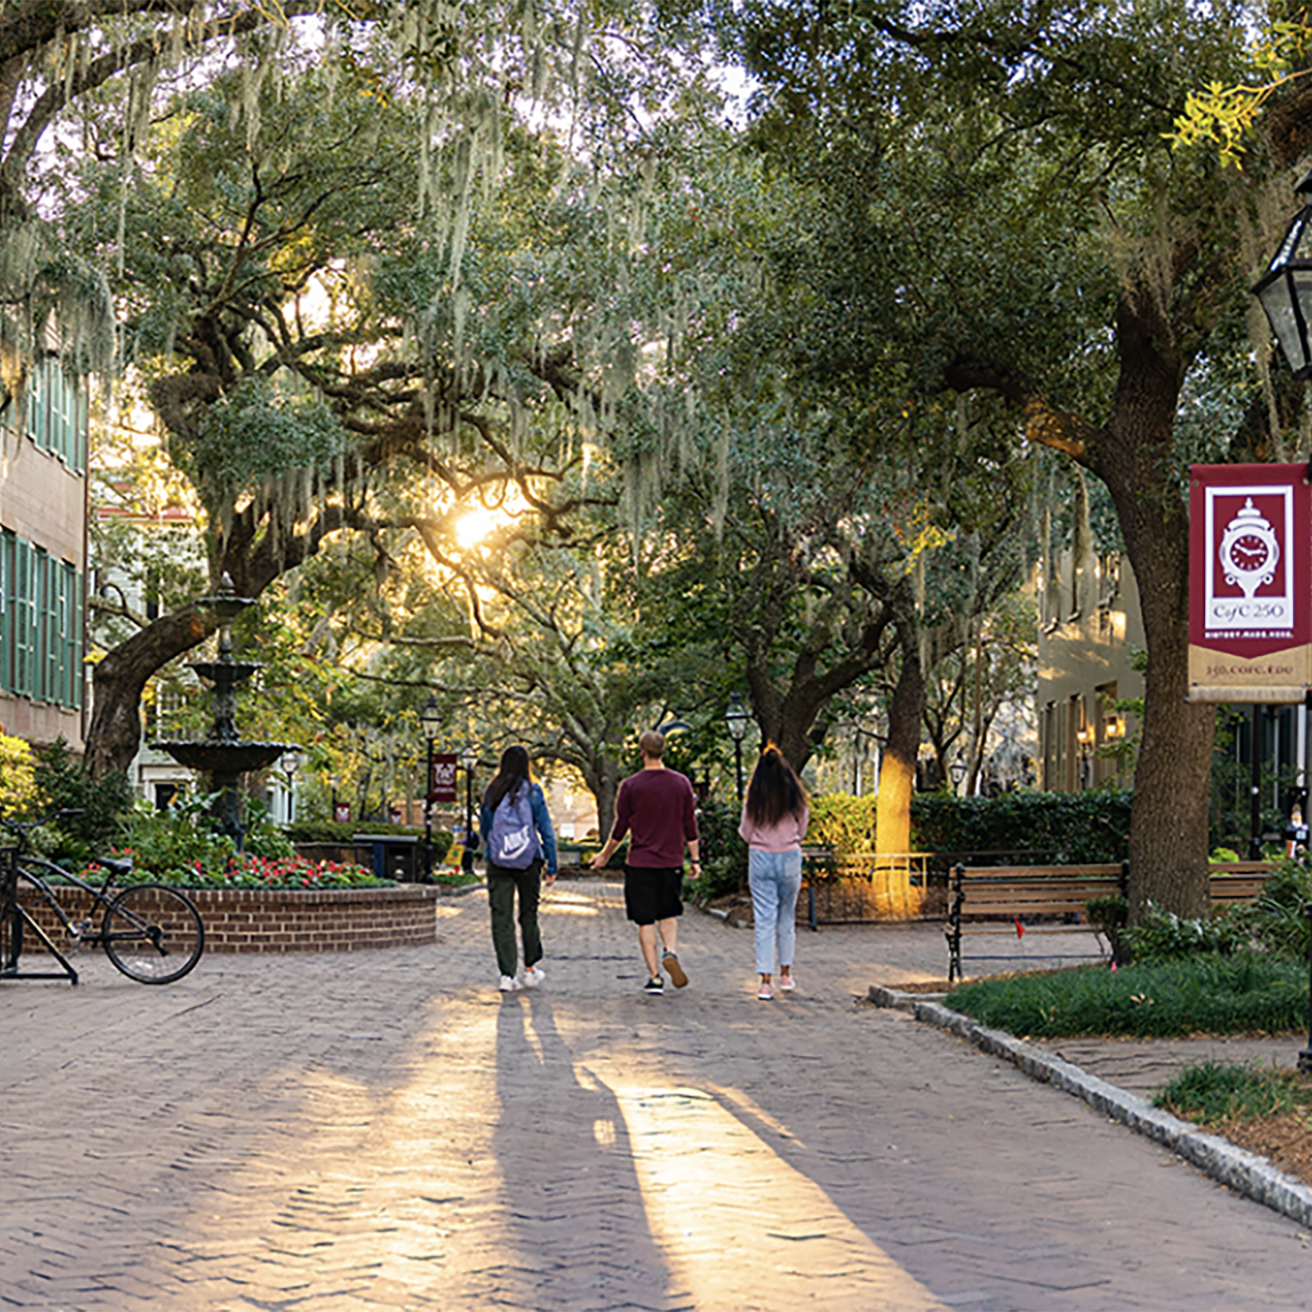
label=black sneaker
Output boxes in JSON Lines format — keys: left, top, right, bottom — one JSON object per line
{"left": 644, "top": 976, "right": 665, "bottom": 994}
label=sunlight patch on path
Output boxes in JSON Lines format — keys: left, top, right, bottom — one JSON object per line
{"left": 603, "top": 1076, "right": 948, "bottom": 1312}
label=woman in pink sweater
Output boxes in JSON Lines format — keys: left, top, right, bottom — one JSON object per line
{"left": 738, "top": 745, "right": 809, "bottom": 1001}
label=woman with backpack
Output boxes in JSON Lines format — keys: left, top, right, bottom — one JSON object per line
{"left": 480, "top": 745, "right": 559, "bottom": 993}
{"left": 738, "top": 744, "right": 809, "bottom": 1001}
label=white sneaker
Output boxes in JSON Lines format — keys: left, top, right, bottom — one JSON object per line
{"left": 522, "top": 965, "right": 545, "bottom": 988}
{"left": 499, "top": 974, "right": 522, "bottom": 992}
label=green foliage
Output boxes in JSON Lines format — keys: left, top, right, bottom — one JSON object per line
{"left": 695, "top": 797, "right": 747, "bottom": 901}
{"left": 1245, "top": 858, "right": 1312, "bottom": 962}
{"left": 240, "top": 800, "right": 297, "bottom": 861}
{"left": 808, "top": 793, "right": 878, "bottom": 854}
{"left": 1154, "top": 1061, "right": 1312, "bottom": 1127}
{"left": 1122, "top": 902, "right": 1251, "bottom": 963}
{"left": 949, "top": 955, "right": 1306, "bottom": 1039}
{"left": 115, "top": 794, "right": 236, "bottom": 881}
{"left": 102, "top": 794, "right": 386, "bottom": 887}
{"left": 910, "top": 791, "right": 1133, "bottom": 863}
{"left": 190, "top": 378, "right": 350, "bottom": 508}
{"left": 29, "top": 739, "right": 130, "bottom": 863}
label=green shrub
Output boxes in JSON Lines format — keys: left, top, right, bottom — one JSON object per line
{"left": 114, "top": 793, "right": 236, "bottom": 880}
{"left": 808, "top": 793, "right": 878, "bottom": 852}
{"left": 1246, "top": 857, "right": 1312, "bottom": 961}
{"left": 948, "top": 954, "right": 1307, "bottom": 1038}
{"left": 1123, "top": 901, "right": 1251, "bottom": 963}
{"left": 286, "top": 819, "right": 453, "bottom": 861}
{"left": 28, "top": 738, "right": 130, "bottom": 863}
{"left": 696, "top": 797, "right": 747, "bottom": 901}
{"left": 910, "top": 789, "right": 1132, "bottom": 863}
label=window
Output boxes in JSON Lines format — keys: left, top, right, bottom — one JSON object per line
{"left": 22, "top": 358, "right": 86, "bottom": 474}
{"left": 0, "top": 531, "right": 82, "bottom": 709}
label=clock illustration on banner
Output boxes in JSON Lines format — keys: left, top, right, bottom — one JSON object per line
{"left": 1219, "top": 497, "right": 1280, "bottom": 598}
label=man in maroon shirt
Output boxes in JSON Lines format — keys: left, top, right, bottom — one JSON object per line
{"left": 589, "top": 729, "right": 701, "bottom": 994}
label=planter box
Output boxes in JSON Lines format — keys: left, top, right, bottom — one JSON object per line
{"left": 20, "top": 884, "right": 441, "bottom": 954}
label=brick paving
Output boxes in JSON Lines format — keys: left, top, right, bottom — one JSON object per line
{"left": 3, "top": 878, "right": 1312, "bottom": 1311}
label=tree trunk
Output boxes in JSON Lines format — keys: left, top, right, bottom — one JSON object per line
{"left": 84, "top": 607, "right": 210, "bottom": 780}
{"left": 1092, "top": 317, "right": 1215, "bottom": 922}
{"left": 876, "top": 637, "right": 924, "bottom": 859}
{"left": 582, "top": 756, "right": 625, "bottom": 845}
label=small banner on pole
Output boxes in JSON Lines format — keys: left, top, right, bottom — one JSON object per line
{"left": 429, "top": 753, "right": 458, "bottom": 804}
{"left": 1188, "top": 462, "right": 1311, "bottom": 703}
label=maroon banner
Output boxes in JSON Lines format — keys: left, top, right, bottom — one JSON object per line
{"left": 333, "top": 802, "right": 351, "bottom": 824}
{"left": 1189, "top": 462, "right": 1311, "bottom": 702}
{"left": 428, "top": 752, "right": 458, "bottom": 804}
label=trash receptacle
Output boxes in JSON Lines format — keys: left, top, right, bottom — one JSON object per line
{"left": 353, "top": 834, "right": 421, "bottom": 882}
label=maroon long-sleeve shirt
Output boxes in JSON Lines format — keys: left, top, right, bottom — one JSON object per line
{"left": 612, "top": 767, "right": 699, "bottom": 867}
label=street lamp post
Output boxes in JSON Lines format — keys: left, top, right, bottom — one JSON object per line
{"left": 725, "top": 693, "right": 750, "bottom": 801}
{"left": 949, "top": 754, "right": 966, "bottom": 795}
{"left": 420, "top": 695, "right": 441, "bottom": 880}
{"left": 461, "top": 742, "right": 478, "bottom": 872}
{"left": 1252, "top": 176, "right": 1312, "bottom": 1071}
{"left": 280, "top": 749, "right": 300, "bottom": 826}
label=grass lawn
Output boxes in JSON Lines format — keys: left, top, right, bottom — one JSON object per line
{"left": 947, "top": 953, "right": 1307, "bottom": 1039}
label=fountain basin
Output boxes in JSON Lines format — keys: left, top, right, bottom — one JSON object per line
{"left": 152, "top": 741, "right": 295, "bottom": 774}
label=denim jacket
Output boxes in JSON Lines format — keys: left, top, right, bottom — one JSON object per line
{"left": 480, "top": 781, "right": 558, "bottom": 877}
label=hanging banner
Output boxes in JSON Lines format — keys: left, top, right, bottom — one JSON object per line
{"left": 428, "top": 753, "right": 458, "bottom": 804}
{"left": 1188, "top": 462, "right": 1311, "bottom": 703}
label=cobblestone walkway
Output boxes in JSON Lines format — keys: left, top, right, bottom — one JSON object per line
{"left": 3, "top": 879, "right": 1312, "bottom": 1310}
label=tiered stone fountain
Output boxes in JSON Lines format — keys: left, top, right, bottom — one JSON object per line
{"left": 151, "top": 575, "right": 298, "bottom": 850}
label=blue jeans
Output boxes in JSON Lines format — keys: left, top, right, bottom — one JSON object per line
{"left": 749, "top": 848, "right": 802, "bottom": 975}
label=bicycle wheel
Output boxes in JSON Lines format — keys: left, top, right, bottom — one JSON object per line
{"left": 101, "top": 884, "right": 204, "bottom": 983}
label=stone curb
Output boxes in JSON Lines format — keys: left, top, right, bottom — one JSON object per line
{"left": 870, "top": 984, "right": 1312, "bottom": 1229}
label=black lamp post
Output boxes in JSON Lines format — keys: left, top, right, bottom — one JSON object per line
{"left": 280, "top": 749, "right": 300, "bottom": 825}
{"left": 1254, "top": 171, "right": 1312, "bottom": 379}
{"left": 328, "top": 774, "right": 340, "bottom": 823}
{"left": 725, "top": 692, "right": 750, "bottom": 801}
{"left": 420, "top": 695, "right": 441, "bottom": 879}
{"left": 1255, "top": 179, "right": 1312, "bottom": 1071}
{"left": 461, "top": 742, "right": 478, "bottom": 871}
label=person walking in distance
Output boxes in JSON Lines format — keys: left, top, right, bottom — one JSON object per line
{"left": 589, "top": 729, "right": 700, "bottom": 994}
{"left": 739, "top": 744, "right": 809, "bottom": 1001}
{"left": 481, "top": 745, "right": 558, "bottom": 993}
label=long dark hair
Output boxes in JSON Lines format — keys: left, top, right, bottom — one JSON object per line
{"left": 744, "top": 744, "right": 807, "bottom": 827}
{"left": 483, "top": 744, "right": 532, "bottom": 811}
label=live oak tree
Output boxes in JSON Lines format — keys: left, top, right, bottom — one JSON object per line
{"left": 10, "top": 4, "right": 724, "bottom": 778}
{"left": 730, "top": 0, "right": 1312, "bottom": 919}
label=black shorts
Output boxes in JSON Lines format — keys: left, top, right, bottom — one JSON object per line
{"left": 624, "top": 866, "right": 684, "bottom": 925}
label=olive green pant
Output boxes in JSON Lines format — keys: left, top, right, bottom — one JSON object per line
{"left": 487, "top": 859, "right": 543, "bottom": 978}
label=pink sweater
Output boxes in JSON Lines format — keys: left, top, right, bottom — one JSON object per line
{"left": 738, "top": 803, "right": 809, "bottom": 853}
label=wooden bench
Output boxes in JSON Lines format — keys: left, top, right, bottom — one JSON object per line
{"left": 946, "top": 860, "right": 1277, "bottom": 982}
{"left": 1207, "top": 861, "right": 1276, "bottom": 904}
{"left": 946, "top": 863, "right": 1126, "bottom": 982}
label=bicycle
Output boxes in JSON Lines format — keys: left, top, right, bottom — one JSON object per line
{"left": 0, "top": 814, "right": 205, "bottom": 985}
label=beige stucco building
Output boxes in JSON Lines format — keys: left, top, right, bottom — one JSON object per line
{"left": 1036, "top": 478, "right": 1143, "bottom": 792}
{"left": 0, "top": 360, "right": 88, "bottom": 750}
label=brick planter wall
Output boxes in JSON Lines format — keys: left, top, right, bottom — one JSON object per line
{"left": 20, "top": 885, "right": 441, "bottom": 954}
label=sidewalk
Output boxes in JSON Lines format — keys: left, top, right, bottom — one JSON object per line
{"left": 3, "top": 878, "right": 1312, "bottom": 1311}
